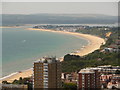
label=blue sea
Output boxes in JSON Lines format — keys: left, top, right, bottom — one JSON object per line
{"left": 2, "top": 26, "right": 88, "bottom": 77}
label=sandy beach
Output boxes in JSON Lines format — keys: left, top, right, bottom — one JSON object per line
{"left": 0, "top": 26, "right": 22, "bottom": 29}
{"left": 26, "top": 28, "right": 105, "bottom": 57}
{"left": 1, "top": 28, "right": 105, "bottom": 83}
{"left": 0, "top": 69, "right": 33, "bottom": 83}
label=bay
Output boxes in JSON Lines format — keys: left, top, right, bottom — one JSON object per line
{"left": 2, "top": 27, "right": 88, "bottom": 76}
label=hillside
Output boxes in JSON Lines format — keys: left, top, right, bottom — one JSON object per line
{"left": 1, "top": 14, "right": 117, "bottom": 26}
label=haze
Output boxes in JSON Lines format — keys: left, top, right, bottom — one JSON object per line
{"left": 2, "top": 2, "right": 118, "bottom": 16}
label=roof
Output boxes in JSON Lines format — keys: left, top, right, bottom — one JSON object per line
{"left": 34, "top": 57, "right": 59, "bottom": 63}
{"left": 79, "top": 68, "right": 95, "bottom": 74}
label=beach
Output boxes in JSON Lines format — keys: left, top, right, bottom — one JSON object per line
{"left": 1, "top": 28, "right": 105, "bottom": 83}
{"left": 0, "top": 69, "right": 32, "bottom": 83}
{"left": 0, "top": 26, "right": 20, "bottom": 28}
{"left": 26, "top": 28, "right": 105, "bottom": 57}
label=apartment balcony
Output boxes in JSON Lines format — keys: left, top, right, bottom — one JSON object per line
{"left": 44, "top": 72, "right": 48, "bottom": 74}
{"left": 43, "top": 80, "right": 48, "bottom": 83}
{"left": 44, "top": 78, "right": 48, "bottom": 81}
{"left": 44, "top": 74, "right": 48, "bottom": 77}
{"left": 43, "top": 69, "right": 48, "bottom": 71}
{"left": 44, "top": 63, "right": 48, "bottom": 66}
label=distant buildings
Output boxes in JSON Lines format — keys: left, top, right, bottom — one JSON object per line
{"left": 33, "top": 57, "right": 62, "bottom": 89}
{"left": 77, "top": 65, "right": 120, "bottom": 89}
{"left": 61, "top": 65, "right": 120, "bottom": 89}
{"left": 33, "top": 24, "right": 89, "bottom": 32}
{"left": 101, "top": 39, "right": 120, "bottom": 53}
{"left": 62, "top": 72, "right": 78, "bottom": 84}
{"left": 100, "top": 74, "right": 120, "bottom": 89}
{"left": 98, "top": 65, "right": 120, "bottom": 74}
{"left": 78, "top": 68, "right": 101, "bottom": 89}
{"left": 102, "top": 47, "right": 120, "bottom": 53}
{"left": 107, "top": 75, "right": 120, "bottom": 89}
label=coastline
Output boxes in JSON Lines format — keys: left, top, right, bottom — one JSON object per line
{"left": 26, "top": 28, "right": 105, "bottom": 57}
{"left": 0, "top": 68, "right": 33, "bottom": 83}
{"left": 1, "top": 28, "right": 105, "bottom": 83}
{"left": 0, "top": 26, "right": 22, "bottom": 28}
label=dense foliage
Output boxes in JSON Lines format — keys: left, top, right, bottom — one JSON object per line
{"left": 63, "top": 83, "right": 77, "bottom": 90}
{"left": 62, "top": 52, "right": 120, "bottom": 72}
{"left": 76, "top": 27, "right": 118, "bottom": 38}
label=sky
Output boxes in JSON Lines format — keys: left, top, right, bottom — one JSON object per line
{"left": 2, "top": 2, "right": 118, "bottom": 16}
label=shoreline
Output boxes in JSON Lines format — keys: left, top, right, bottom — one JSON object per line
{"left": 1, "top": 28, "right": 105, "bottom": 83}
{"left": 26, "top": 28, "right": 105, "bottom": 56}
{"left": 0, "top": 26, "right": 19, "bottom": 28}
{"left": 0, "top": 68, "right": 33, "bottom": 83}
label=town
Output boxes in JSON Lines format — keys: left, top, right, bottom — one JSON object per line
{"left": 2, "top": 58, "right": 120, "bottom": 89}
{"left": 33, "top": 24, "right": 113, "bottom": 32}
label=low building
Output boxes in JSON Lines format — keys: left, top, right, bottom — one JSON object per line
{"left": 62, "top": 72, "right": 78, "bottom": 84}
{"left": 1, "top": 84, "right": 27, "bottom": 90}
{"left": 107, "top": 81, "right": 120, "bottom": 89}
{"left": 100, "top": 74, "right": 112, "bottom": 82}
{"left": 100, "top": 74, "right": 120, "bottom": 89}
{"left": 97, "top": 65, "right": 120, "bottom": 74}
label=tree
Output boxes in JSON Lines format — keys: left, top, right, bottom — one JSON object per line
{"left": 63, "top": 83, "right": 77, "bottom": 90}
{"left": 12, "top": 79, "right": 19, "bottom": 84}
{"left": 19, "top": 77, "right": 23, "bottom": 84}
{"left": 2, "top": 81, "right": 10, "bottom": 84}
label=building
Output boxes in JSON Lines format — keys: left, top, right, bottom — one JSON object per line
{"left": 100, "top": 74, "right": 112, "bottom": 83}
{"left": 78, "top": 68, "right": 101, "bottom": 89}
{"left": 62, "top": 72, "right": 78, "bottom": 84}
{"left": 107, "top": 75, "right": 120, "bottom": 89}
{"left": 1, "top": 84, "right": 27, "bottom": 90}
{"left": 33, "top": 57, "right": 61, "bottom": 89}
{"left": 97, "top": 65, "right": 120, "bottom": 74}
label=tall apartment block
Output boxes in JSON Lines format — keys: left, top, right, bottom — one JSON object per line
{"left": 78, "top": 68, "right": 101, "bottom": 89}
{"left": 33, "top": 57, "right": 61, "bottom": 89}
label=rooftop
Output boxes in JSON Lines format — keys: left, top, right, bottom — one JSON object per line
{"left": 34, "top": 57, "right": 60, "bottom": 63}
{"left": 79, "top": 68, "right": 95, "bottom": 74}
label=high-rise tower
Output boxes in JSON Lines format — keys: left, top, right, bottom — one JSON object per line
{"left": 33, "top": 57, "right": 61, "bottom": 89}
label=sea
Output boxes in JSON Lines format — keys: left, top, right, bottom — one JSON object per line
{"left": 2, "top": 26, "right": 88, "bottom": 77}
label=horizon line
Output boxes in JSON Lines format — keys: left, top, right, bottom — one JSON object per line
{"left": 0, "top": 13, "right": 118, "bottom": 16}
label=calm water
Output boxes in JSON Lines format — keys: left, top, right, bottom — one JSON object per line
{"left": 2, "top": 26, "right": 88, "bottom": 76}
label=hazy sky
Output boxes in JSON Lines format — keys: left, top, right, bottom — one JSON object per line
{"left": 2, "top": 2, "right": 118, "bottom": 16}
